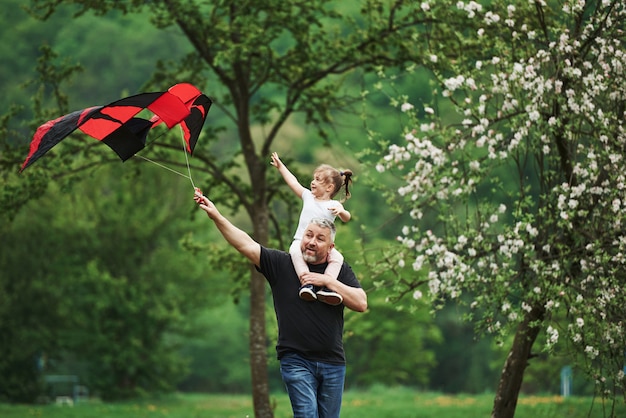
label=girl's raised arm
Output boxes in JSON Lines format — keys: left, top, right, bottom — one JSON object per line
{"left": 270, "top": 152, "right": 306, "bottom": 198}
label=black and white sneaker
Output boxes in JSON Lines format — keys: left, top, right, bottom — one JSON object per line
{"left": 299, "top": 284, "right": 317, "bottom": 301}
{"left": 316, "top": 288, "right": 343, "bottom": 306}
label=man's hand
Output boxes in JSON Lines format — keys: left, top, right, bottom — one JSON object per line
{"left": 194, "top": 188, "right": 218, "bottom": 220}
{"left": 300, "top": 272, "right": 332, "bottom": 288}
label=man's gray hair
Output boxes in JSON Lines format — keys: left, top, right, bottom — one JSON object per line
{"left": 308, "top": 217, "right": 337, "bottom": 242}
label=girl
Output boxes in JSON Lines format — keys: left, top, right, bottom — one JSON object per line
{"left": 271, "top": 152, "right": 353, "bottom": 305}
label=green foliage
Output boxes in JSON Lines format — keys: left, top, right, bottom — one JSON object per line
{"left": 67, "top": 263, "right": 189, "bottom": 400}
{"left": 345, "top": 294, "right": 441, "bottom": 388}
{"left": 177, "top": 303, "right": 252, "bottom": 393}
{"left": 427, "top": 302, "right": 502, "bottom": 394}
{"left": 1, "top": 390, "right": 625, "bottom": 418}
{"left": 1, "top": 38, "right": 83, "bottom": 224}
{"left": 0, "top": 165, "right": 213, "bottom": 401}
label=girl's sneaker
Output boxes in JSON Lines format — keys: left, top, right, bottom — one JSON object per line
{"left": 316, "top": 288, "right": 343, "bottom": 306}
{"left": 299, "top": 284, "right": 318, "bottom": 301}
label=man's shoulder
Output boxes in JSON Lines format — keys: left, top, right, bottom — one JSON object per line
{"left": 261, "top": 246, "right": 288, "bottom": 256}
{"left": 260, "top": 246, "right": 292, "bottom": 264}
{"left": 259, "top": 247, "right": 295, "bottom": 281}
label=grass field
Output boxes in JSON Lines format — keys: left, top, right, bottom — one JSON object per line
{"left": 1, "top": 387, "right": 624, "bottom": 418}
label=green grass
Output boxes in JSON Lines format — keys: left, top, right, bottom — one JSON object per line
{"left": 1, "top": 388, "right": 624, "bottom": 418}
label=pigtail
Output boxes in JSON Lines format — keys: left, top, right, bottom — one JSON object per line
{"left": 317, "top": 164, "right": 354, "bottom": 202}
{"left": 340, "top": 169, "right": 353, "bottom": 202}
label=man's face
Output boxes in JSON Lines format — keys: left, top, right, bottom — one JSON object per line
{"left": 300, "top": 223, "right": 335, "bottom": 264}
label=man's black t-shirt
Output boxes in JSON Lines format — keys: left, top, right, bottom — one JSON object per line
{"left": 257, "top": 246, "right": 361, "bottom": 365}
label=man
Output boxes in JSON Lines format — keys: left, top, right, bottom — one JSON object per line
{"left": 194, "top": 190, "right": 367, "bottom": 418}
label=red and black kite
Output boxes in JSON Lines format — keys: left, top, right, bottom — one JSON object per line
{"left": 21, "top": 83, "right": 212, "bottom": 172}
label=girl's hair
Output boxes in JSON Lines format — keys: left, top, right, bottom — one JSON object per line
{"left": 314, "top": 164, "right": 353, "bottom": 202}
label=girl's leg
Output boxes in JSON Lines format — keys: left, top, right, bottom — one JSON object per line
{"left": 290, "top": 240, "right": 316, "bottom": 301}
{"left": 323, "top": 248, "right": 344, "bottom": 280}
{"left": 289, "top": 240, "right": 310, "bottom": 278}
{"left": 316, "top": 248, "right": 344, "bottom": 306}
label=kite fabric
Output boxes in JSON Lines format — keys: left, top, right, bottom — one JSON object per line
{"left": 20, "top": 83, "right": 212, "bottom": 172}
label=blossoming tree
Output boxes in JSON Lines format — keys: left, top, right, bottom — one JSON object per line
{"left": 372, "top": 1, "right": 626, "bottom": 417}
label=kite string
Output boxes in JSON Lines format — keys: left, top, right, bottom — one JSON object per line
{"left": 133, "top": 128, "right": 197, "bottom": 190}
{"left": 179, "top": 130, "right": 196, "bottom": 190}
{"left": 134, "top": 155, "right": 192, "bottom": 182}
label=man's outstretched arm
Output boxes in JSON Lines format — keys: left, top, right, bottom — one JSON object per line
{"left": 194, "top": 190, "right": 261, "bottom": 266}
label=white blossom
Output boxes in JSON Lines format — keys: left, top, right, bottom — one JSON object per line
{"left": 401, "top": 102, "right": 414, "bottom": 112}
{"left": 444, "top": 75, "right": 466, "bottom": 91}
{"left": 585, "top": 345, "right": 599, "bottom": 359}
{"left": 547, "top": 326, "right": 559, "bottom": 346}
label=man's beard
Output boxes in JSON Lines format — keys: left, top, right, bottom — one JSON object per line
{"left": 302, "top": 246, "right": 323, "bottom": 264}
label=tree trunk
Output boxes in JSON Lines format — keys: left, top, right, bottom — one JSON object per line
{"left": 249, "top": 266, "right": 272, "bottom": 417}
{"left": 249, "top": 203, "right": 273, "bottom": 417}
{"left": 492, "top": 304, "right": 545, "bottom": 418}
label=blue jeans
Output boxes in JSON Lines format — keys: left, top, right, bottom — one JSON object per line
{"left": 279, "top": 352, "right": 346, "bottom": 418}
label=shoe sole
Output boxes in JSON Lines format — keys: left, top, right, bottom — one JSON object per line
{"left": 316, "top": 291, "right": 343, "bottom": 306}
{"left": 299, "top": 289, "right": 317, "bottom": 302}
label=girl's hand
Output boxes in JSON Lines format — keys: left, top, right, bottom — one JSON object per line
{"left": 329, "top": 206, "right": 345, "bottom": 217}
{"left": 329, "top": 206, "right": 351, "bottom": 222}
{"left": 270, "top": 152, "right": 282, "bottom": 169}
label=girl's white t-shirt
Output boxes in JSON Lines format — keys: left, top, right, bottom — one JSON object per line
{"left": 293, "top": 189, "right": 344, "bottom": 240}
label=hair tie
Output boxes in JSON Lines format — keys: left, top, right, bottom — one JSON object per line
{"left": 340, "top": 171, "right": 344, "bottom": 176}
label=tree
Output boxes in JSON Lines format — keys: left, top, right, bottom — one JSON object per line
{"left": 0, "top": 165, "right": 212, "bottom": 401}
{"left": 17, "top": 0, "right": 431, "bottom": 415}
{"left": 370, "top": 1, "right": 626, "bottom": 417}
{"left": 344, "top": 292, "right": 441, "bottom": 388}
